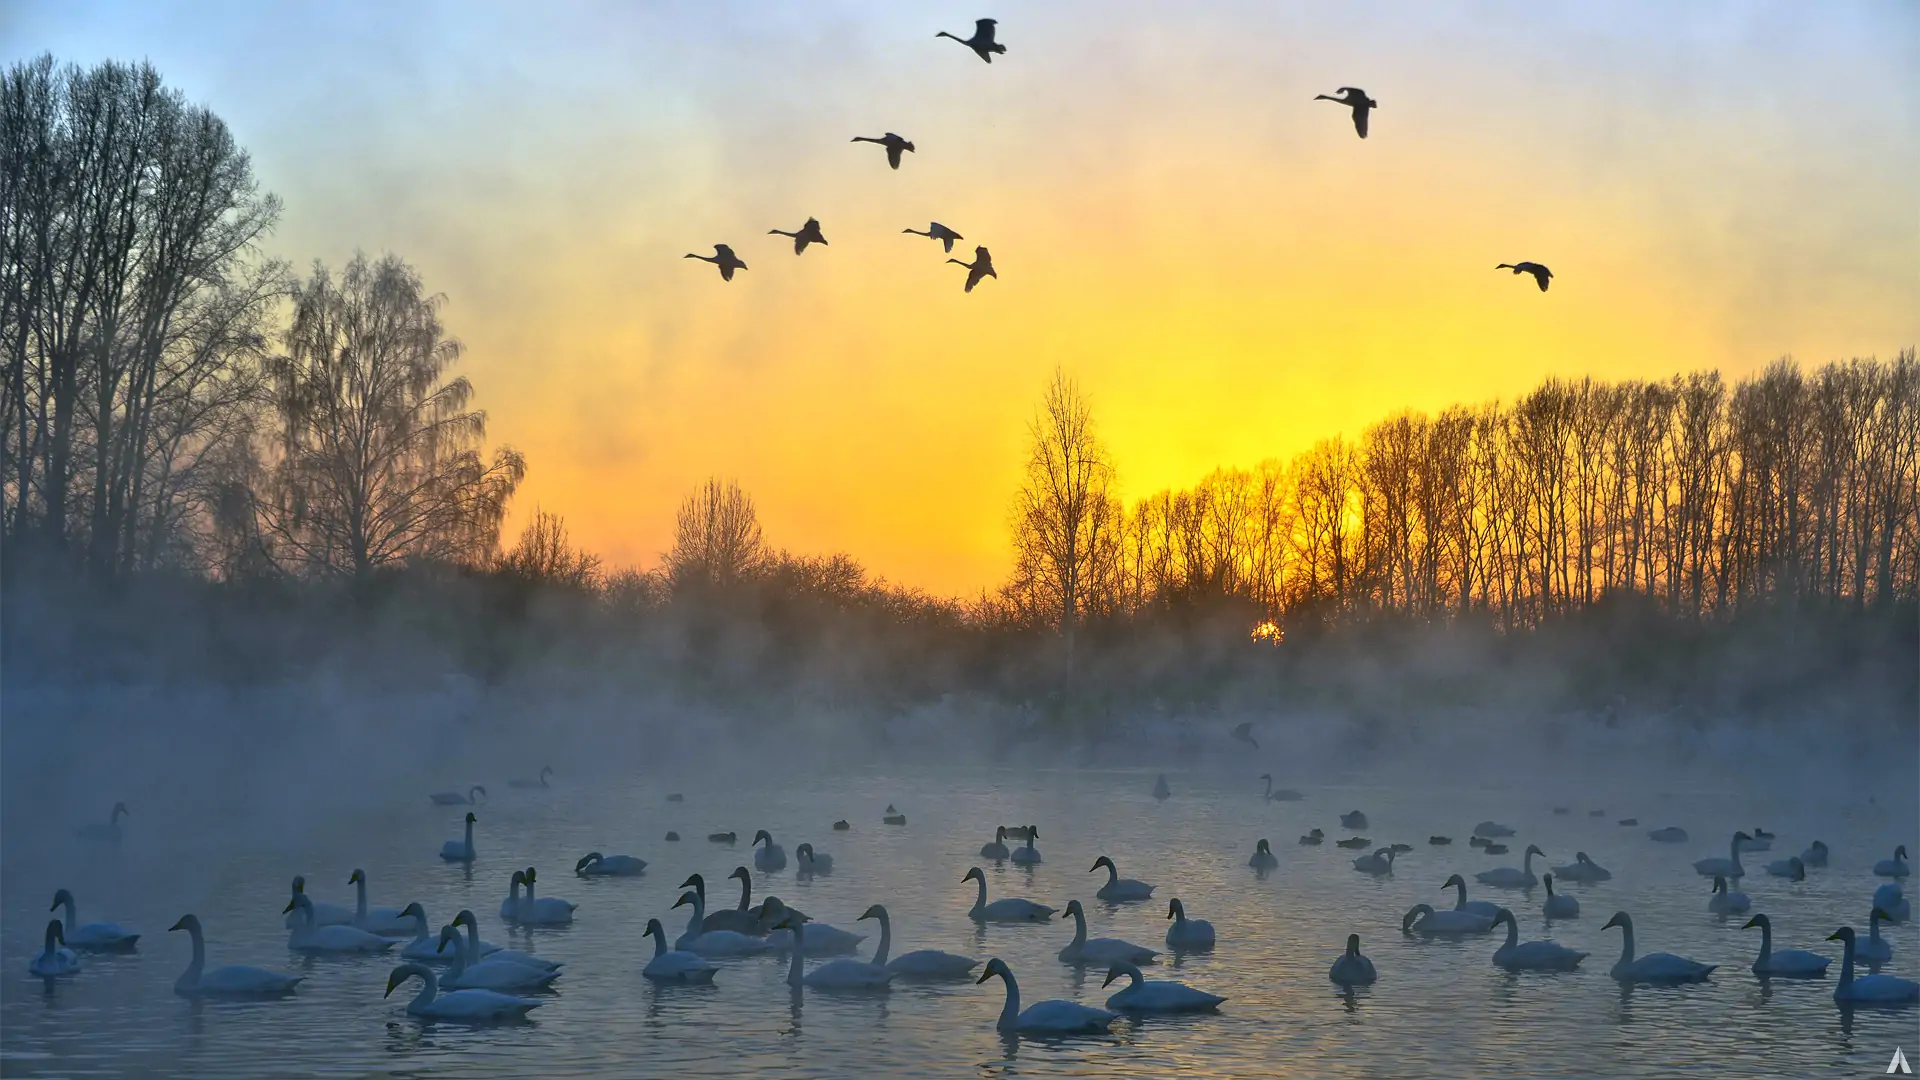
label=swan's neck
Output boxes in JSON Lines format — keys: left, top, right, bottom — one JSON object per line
{"left": 1756, "top": 921, "right": 1772, "bottom": 962}
{"left": 1263, "top": 777, "right": 1272, "bottom": 798}
{"left": 1120, "top": 963, "right": 1143, "bottom": 989}
{"left": 996, "top": 969, "right": 1021, "bottom": 1031}
{"left": 525, "top": 879, "right": 537, "bottom": 905}
{"left": 786, "top": 924, "right": 805, "bottom": 986}
{"left": 872, "top": 911, "right": 891, "bottom": 966}
{"left": 649, "top": 927, "right": 667, "bottom": 959}
{"left": 736, "top": 876, "right": 751, "bottom": 912}
{"left": 1838, "top": 936, "right": 1856, "bottom": 988}
{"left": 356, "top": 877, "right": 369, "bottom": 919}
{"left": 42, "top": 925, "right": 58, "bottom": 955}
{"left": 443, "top": 938, "right": 467, "bottom": 977}
{"left": 1103, "top": 862, "right": 1118, "bottom": 886}
{"left": 1522, "top": 851, "right": 1534, "bottom": 874}
{"left": 972, "top": 877, "right": 987, "bottom": 914}
{"left": 408, "top": 912, "right": 428, "bottom": 941}
{"left": 412, "top": 970, "right": 438, "bottom": 1011}
{"left": 1452, "top": 880, "right": 1467, "bottom": 909}
{"left": 464, "top": 818, "right": 473, "bottom": 846}
{"left": 1503, "top": 916, "right": 1518, "bottom": 949}
{"left": 1172, "top": 904, "right": 1187, "bottom": 927}
{"left": 509, "top": 879, "right": 521, "bottom": 901}
{"left": 1617, "top": 924, "right": 1635, "bottom": 967}
{"left": 686, "top": 895, "right": 706, "bottom": 937}
{"left": 182, "top": 924, "right": 206, "bottom": 984}
{"left": 1871, "top": 915, "right": 1885, "bottom": 943}
{"left": 58, "top": 898, "right": 77, "bottom": 927}
{"left": 1070, "top": 907, "right": 1087, "bottom": 946}
{"left": 462, "top": 921, "right": 481, "bottom": 965}
{"left": 1728, "top": 839, "right": 1742, "bottom": 872}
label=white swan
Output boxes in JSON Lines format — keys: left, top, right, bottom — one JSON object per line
{"left": 1329, "top": 934, "right": 1377, "bottom": 986}
{"left": 1800, "top": 840, "right": 1829, "bottom": 867}
{"left": 75, "top": 801, "right": 130, "bottom": 843}
{"left": 498, "top": 871, "right": 526, "bottom": 922}
{"left": 671, "top": 890, "right": 771, "bottom": 956}
{"left": 1260, "top": 773, "right": 1303, "bottom": 801}
{"left": 1708, "top": 875, "right": 1751, "bottom": 915}
{"left": 882, "top": 804, "right": 907, "bottom": 826}
{"left": 778, "top": 913, "right": 891, "bottom": 991}
{"left": 284, "top": 894, "right": 395, "bottom": 954}
{"left": 1352, "top": 847, "right": 1396, "bottom": 875}
{"left": 980, "top": 827, "right": 1011, "bottom": 860}
{"left": 385, "top": 962, "right": 541, "bottom": 1021}
{"left": 574, "top": 852, "right": 646, "bottom": 877}
{"left": 1489, "top": 908, "right": 1586, "bottom": 971}
{"left": 1010, "top": 826, "right": 1043, "bottom": 865}
{"left": 1550, "top": 852, "right": 1611, "bottom": 883}
{"left": 1474, "top": 821, "right": 1516, "bottom": 838}
{"left": 1692, "top": 831, "right": 1752, "bottom": 878}
{"left": 439, "top": 812, "right": 477, "bottom": 862}
{"left": 1248, "top": 839, "right": 1278, "bottom": 870}
{"left": 1403, "top": 903, "right": 1494, "bottom": 936}
{"left": 1766, "top": 856, "right": 1806, "bottom": 880}
{"left": 1742, "top": 914, "right": 1830, "bottom": 977}
{"left": 1057, "top": 899, "right": 1157, "bottom": 965}
{"left": 1828, "top": 926, "right": 1920, "bottom": 1002}
{"left": 169, "top": 915, "right": 300, "bottom": 997}
{"left": 429, "top": 785, "right": 485, "bottom": 806}
{"left": 282, "top": 875, "right": 352, "bottom": 929}
{"left": 753, "top": 829, "right": 788, "bottom": 872}
{"left": 1442, "top": 874, "right": 1503, "bottom": 919}
{"left": 434, "top": 926, "right": 560, "bottom": 991}
{"left": 796, "top": 843, "right": 834, "bottom": 877}
{"left": 397, "top": 903, "right": 469, "bottom": 962}
{"left": 506, "top": 766, "right": 553, "bottom": 790}
{"left": 864, "top": 903, "right": 978, "bottom": 979}
{"left": 682, "top": 869, "right": 766, "bottom": 937}
{"left": 29, "top": 921, "right": 80, "bottom": 977}
{"left": 1874, "top": 845, "right": 1910, "bottom": 878}
{"left": 515, "top": 867, "right": 576, "bottom": 925}
{"left": 451, "top": 910, "right": 557, "bottom": 971}
{"left": 348, "top": 869, "right": 413, "bottom": 935}
{"left": 1873, "top": 883, "right": 1911, "bottom": 923}
{"left": 48, "top": 889, "right": 138, "bottom": 951}
{"left": 1152, "top": 774, "right": 1171, "bottom": 801}
{"left": 977, "top": 957, "right": 1116, "bottom": 1034}
{"left": 1648, "top": 826, "right": 1689, "bottom": 843}
{"left": 1165, "top": 898, "right": 1216, "bottom": 949}
{"left": 1091, "top": 855, "right": 1155, "bottom": 900}
{"left": 963, "top": 866, "right": 1053, "bottom": 922}
{"left": 756, "top": 897, "right": 865, "bottom": 955}
{"left": 1855, "top": 908, "right": 1895, "bottom": 963}
{"left": 1602, "top": 912, "right": 1715, "bottom": 983}
{"left": 643, "top": 918, "right": 717, "bottom": 982}
{"left": 1476, "top": 845, "right": 1544, "bottom": 889}
{"left": 1542, "top": 874, "right": 1580, "bottom": 919}
{"left": 1103, "top": 960, "right": 1225, "bottom": 1011}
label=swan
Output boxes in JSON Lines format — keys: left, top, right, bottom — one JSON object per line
{"left": 1708, "top": 875, "right": 1751, "bottom": 914}
{"left": 169, "top": 915, "right": 301, "bottom": 997}
{"left": 396, "top": 903, "right": 472, "bottom": 962}
{"left": 1800, "top": 840, "right": 1829, "bottom": 867}
{"left": 1742, "top": 914, "right": 1830, "bottom": 977}
{"left": 451, "top": 910, "right": 558, "bottom": 971}
{"left": 1873, "top": 882, "right": 1910, "bottom": 922}
{"left": 1829, "top": 926, "right": 1920, "bottom": 1003}
{"left": 1474, "top": 821, "right": 1516, "bottom": 838}
{"left": 776, "top": 913, "right": 891, "bottom": 991}
{"left": 665, "top": 832, "right": 681, "bottom": 841}
{"left": 981, "top": 828, "right": 1012, "bottom": 860}
{"left": 1389, "top": 843, "right": 1414, "bottom": 855}
{"left": 499, "top": 871, "right": 527, "bottom": 922}
{"left": 753, "top": 829, "right": 787, "bottom": 872}
{"left": 1000, "top": 825, "right": 1035, "bottom": 841}
{"left": 1165, "top": 898, "right": 1216, "bottom": 949}
{"left": 1010, "top": 826, "right": 1043, "bottom": 865}
{"left": 1249, "top": 839, "right": 1278, "bottom": 869}
{"left": 516, "top": 867, "right": 577, "bottom": 926}
{"left": 756, "top": 897, "right": 865, "bottom": 955}
{"left": 1859, "top": 908, "right": 1895, "bottom": 963}
{"left": 1340, "top": 811, "right": 1368, "bottom": 829}
{"left": 1336, "top": 837, "right": 1371, "bottom": 850}
{"left": 882, "top": 805, "right": 907, "bottom": 826}
{"left": 1430, "top": 836, "right": 1452, "bottom": 845}
{"left": 439, "top": 812, "right": 477, "bottom": 862}
{"left": 385, "top": 962, "right": 541, "bottom": 1021}
{"left": 1602, "top": 912, "right": 1715, "bottom": 983}
{"left": 963, "top": 867, "right": 1054, "bottom": 922}
{"left": 1693, "top": 832, "right": 1753, "bottom": 877}
{"left": 1057, "top": 899, "right": 1158, "bottom": 965}
{"left": 506, "top": 766, "right": 553, "bottom": 790}
{"left": 1152, "top": 774, "right": 1171, "bottom": 801}
{"left": 1742, "top": 828, "right": 1773, "bottom": 851}
{"left": 435, "top": 926, "right": 561, "bottom": 991}
{"left": 29, "top": 921, "right": 80, "bottom": 977}
{"left": 682, "top": 869, "right": 766, "bottom": 936}
{"left": 864, "top": 903, "right": 978, "bottom": 979}
{"left": 1103, "top": 961, "right": 1225, "bottom": 1012}
{"left": 1091, "top": 855, "right": 1155, "bottom": 900}
{"left": 1470, "top": 836, "right": 1490, "bottom": 849}
{"left": 348, "top": 869, "right": 413, "bottom": 935}
{"left": 1352, "top": 847, "right": 1396, "bottom": 875}
{"left": 1766, "top": 856, "right": 1806, "bottom": 880}
{"left": 1402, "top": 904, "right": 1494, "bottom": 936}
{"left": 1542, "top": 875, "right": 1580, "bottom": 918}
{"left": 708, "top": 831, "right": 737, "bottom": 844}
{"left": 284, "top": 894, "right": 395, "bottom": 954}
{"left": 1476, "top": 845, "right": 1545, "bottom": 889}
{"left": 1329, "top": 934, "right": 1378, "bottom": 986}
{"left": 833, "top": 820, "right": 851, "bottom": 831}
{"left": 1648, "top": 826, "right": 1688, "bottom": 843}
{"left": 1489, "top": 909, "right": 1587, "bottom": 971}
{"left": 575, "top": 851, "right": 646, "bottom": 876}
{"left": 796, "top": 843, "right": 834, "bottom": 877}
{"left": 1443, "top": 874, "right": 1504, "bottom": 918}
{"left": 1299, "top": 830, "right": 1324, "bottom": 846}
{"left": 1875, "top": 845, "right": 1910, "bottom": 878}
{"left": 1484, "top": 843, "right": 1510, "bottom": 855}
{"left": 430, "top": 785, "right": 485, "bottom": 806}
{"left": 977, "top": 957, "right": 1116, "bottom": 1035}
{"left": 1551, "top": 852, "right": 1611, "bottom": 883}
{"left": 1618, "top": 818, "right": 1639, "bottom": 826}
{"left": 670, "top": 891, "right": 771, "bottom": 956}
{"left": 282, "top": 875, "right": 352, "bottom": 929}
{"left": 1260, "top": 773, "right": 1303, "bottom": 801}
{"left": 643, "top": 918, "right": 718, "bottom": 982}
{"left": 48, "top": 889, "right": 138, "bottom": 951}
{"left": 76, "top": 801, "right": 130, "bottom": 843}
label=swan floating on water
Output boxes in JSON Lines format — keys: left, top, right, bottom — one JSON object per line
{"left": 1444, "top": 874, "right": 1504, "bottom": 918}
{"left": 882, "top": 804, "right": 907, "bottom": 826}
{"left": 1648, "top": 826, "right": 1687, "bottom": 843}
{"left": 682, "top": 869, "right": 767, "bottom": 937}
{"left": 963, "top": 866, "right": 1053, "bottom": 922}
{"left": 708, "top": 831, "right": 737, "bottom": 844}
{"left": 1828, "top": 926, "right": 1920, "bottom": 1003}
{"left": 1489, "top": 909, "right": 1586, "bottom": 971}
{"left": 1693, "top": 832, "right": 1752, "bottom": 878}
{"left": 665, "top": 831, "right": 680, "bottom": 842}
{"left": 514, "top": 867, "right": 577, "bottom": 925}
{"left": 429, "top": 785, "right": 485, "bottom": 806}
{"left": 977, "top": 957, "right": 1116, "bottom": 1034}
{"left": 1429, "top": 836, "right": 1452, "bottom": 846}
{"left": 1058, "top": 899, "right": 1158, "bottom": 965}
{"left": 1152, "top": 774, "right": 1171, "bottom": 801}
{"left": 1103, "top": 960, "right": 1224, "bottom": 1011}
{"left": 75, "top": 802, "right": 128, "bottom": 843}
{"left": 753, "top": 829, "right": 788, "bottom": 871}
{"left": 1551, "top": 852, "right": 1611, "bottom": 882}
{"left": 777, "top": 913, "right": 891, "bottom": 991}
{"left": 1340, "top": 811, "right": 1368, "bottom": 829}
{"left": 29, "top": 921, "right": 80, "bottom": 977}
{"left": 48, "top": 889, "right": 138, "bottom": 951}
{"left": 397, "top": 903, "right": 468, "bottom": 962}
{"left": 1165, "top": 898, "right": 1216, "bottom": 949}
{"left": 1542, "top": 875, "right": 1580, "bottom": 919}
{"left": 452, "top": 910, "right": 557, "bottom": 971}
{"left": 1476, "top": 845, "right": 1544, "bottom": 889}
{"left": 440, "top": 812, "right": 477, "bottom": 862}
{"left": 1800, "top": 840, "right": 1829, "bottom": 867}
{"left": 385, "top": 961, "right": 541, "bottom": 1021}
{"left": 1299, "top": 829, "right": 1324, "bottom": 846}
{"left": 1872, "top": 882, "right": 1910, "bottom": 923}
{"left": 284, "top": 894, "right": 395, "bottom": 954}
{"left": 1765, "top": 856, "right": 1806, "bottom": 880}
{"left": 169, "top": 915, "right": 301, "bottom": 997}
{"left": 349, "top": 869, "right": 413, "bottom": 935}
{"left": 506, "top": 766, "right": 553, "bottom": 790}
{"left": 796, "top": 843, "right": 834, "bottom": 876}
{"left": 1746, "top": 828, "right": 1775, "bottom": 852}
{"left": 1010, "top": 826, "right": 1043, "bottom": 865}
{"left": 1708, "top": 875, "right": 1752, "bottom": 915}
{"left": 757, "top": 897, "right": 864, "bottom": 955}
{"left": 1329, "top": 934, "right": 1378, "bottom": 986}
{"left": 1249, "top": 839, "right": 1279, "bottom": 869}
{"left": 497, "top": 871, "right": 527, "bottom": 922}
{"left": 1618, "top": 818, "right": 1638, "bottom": 826}
{"left": 1483, "top": 843, "right": 1510, "bottom": 855}
{"left": 435, "top": 926, "right": 560, "bottom": 991}
{"left": 1091, "top": 855, "right": 1155, "bottom": 900}
{"left": 643, "top": 918, "right": 717, "bottom": 982}
{"left": 1857, "top": 908, "right": 1896, "bottom": 964}
{"left": 283, "top": 875, "right": 352, "bottom": 929}
{"left": 1335, "top": 836, "right": 1371, "bottom": 850}
{"left": 1260, "top": 773, "right": 1303, "bottom": 801}
{"left": 1742, "top": 914, "right": 1830, "bottom": 978}
{"left": 864, "top": 903, "right": 978, "bottom": 979}
{"left": 832, "top": 820, "right": 850, "bottom": 831}
{"left": 1874, "top": 846, "right": 1910, "bottom": 878}
{"left": 575, "top": 852, "right": 646, "bottom": 877}
{"left": 1474, "top": 821, "right": 1516, "bottom": 838}
{"left": 1402, "top": 903, "right": 1494, "bottom": 936}
{"left": 1352, "top": 848, "right": 1396, "bottom": 875}
{"left": 981, "top": 827, "right": 1012, "bottom": 860}
{"left": 1602, "top": 912, "right": 1715, "bottom": 983}
{"left": 671, "top": 890, "right": 771, "bottom": 956}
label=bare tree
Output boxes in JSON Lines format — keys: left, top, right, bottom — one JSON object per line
{"left": 497, "top": 507, "right": 601, "bottom": 590}
{"left": 665, "top": 477, "right": 766, "bottom": 592}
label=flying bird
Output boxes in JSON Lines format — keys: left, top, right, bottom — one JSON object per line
{"left": 1231, "top": 722, "right": 1258, "bottom": 749}
{"left": 852, "top": 133, "right": 915, "bottom": 170}
{"left": 904, "top": 222, "right": 964, "bottom": 253}
{"left": 685, "top": 244, "right": 747, "bottom": 281}
{"left": 937, "top": 18, "right": 1005, "bottom": 63}
{"left": 769, "top": 217, "right": 828, "bottom": 255}
{"left": 1314, "top": 87, "right": 1377, "bottom": 139}
{"left": 946, "top": 245, "right": 996, "bottom": 292}
{"left": 1495, "top": 262, "right": 1553, "bottom": 291}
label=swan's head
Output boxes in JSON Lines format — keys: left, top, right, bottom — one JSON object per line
{"left": 1742, "top": 915, "right": 1767, "bottom": 931}
{"left": 1525, "top": 844, "right": 1544, "bottom": 858}
{"left": 1347, "top": 934, "right": 1363, "bottom": 954}
{"left": 976, "top": 957, "right": 1010, "bottom": 984}
{"left": 1810, "top": 840, "right": 1828, "bottom": 853}
{"left": 963, "top": 867, "right": 984, "bottom": 885}
{"left": 995, "top": 826, "right": 1007, "bottom": 841}
{"left": 1259, "top": 773, "right": 1271, "bottom": 781}
{"left": 49, "top": 888, "right": 73, "bottom": 910}
{"left": 1027, "top": 825, "right": 1039, "bottom": 839}
{"left": 540, "top": 766, "right": 553, "bottom": 780}
{"left": 1733, "top": 830, "right": 1752, "bottom": 843}
{"left": 886, "top": 804, "right": 897, "bottom": 813}
{"left": 1827, "top": 926, "right": 1856, "bottom": 944}
{"left": 770, "top": 911, "right": 807, "bottom": 931}
{"left": 757, "top": 897, "right": 787, "bottom": 920}
{"left": 524, "top": 867, "right": 538, "bottom": 884}
{"left": 465, "top": 812, "right": 476, "bottom": 824}
{"left": 1064, "top": 899, "right": 1085, "bottom": 917}
{"left": 1900, "top": 845, "right": 1910, "bottom": 860}
{"left": 1090, "top": 855, "right": 1116, "bottom": 874}
{"left": 679, "top": 873, "right": 704, "bottom": 891}
{"left": 1166, "top": 898, "right": 1185, "bottom": 920}
{"left": 454, "top": 909, "right": 478, "bottom": 929}
{"left": 671, "top": 891, "right": 699, "bottom": 911}
{"left": 796, "top": 843, "right": 814, "bottom": 859}
{"left": 436, "top": 925, "right": 461, "bottom": 950}
{"left": 111, "top": 802, "right": 129, "bottom": 821}
{"left": 858, "top": 904, "right": 887, "bottom": 922}
{"left": 1872, "top": 907, "right": 1894, "bottom": 923}
{"left": 754, "top": 829, "right": 774, "bottom": 847}
{"left": 1544, "top": 874, "right": 1556, "bottom": 892}
{"left": 644, "top": 918, "right": 665, "bottom": 940}
{"left": 44, "top": 919, "right": 65, "bottom": 946}
{"left": 1401, "top": 905, "right": 1434, "bottom": 932}
{"left": 283, "top": 893, "right": 312, "bottom": 915}
{"left": 729, "top": 867, "right": 750, "bottom": 883}
{"left": 398, "top": 901, "right": 426, "bottom": 920}
{"left": 384, "top": 964, "right": 427, "bottom": 999}
{"left": 576, "top": 853, "right": 602, "bottom": 872}
{"left": 1256, "top": 839, "right": 1271, "bottom": 854}
{"left": 168, "top": 914, "right": 199, "bottom": 934}
{"left": 291, "top": 875, "right": 306, "bottom": 893}
{"left": 349, "top": 869, "right": 365, "bottom": 885}
{"left": 1493, "top": 907, "right": 1515, "bottom": 928}
{"left": 1602, "top": 912, "right": 1631, "bottom": 932}
{"left": 510, "top": 870, "right": 526, "bottom": 887}
{"left": 1101, "top": 964, "right": 1140, "bottom": 989}
{"left": 1576, "top": 852, "right": 1592, "bottom": 863}
{"left": 470, "top": 785, "right": 486, "bottom": 800}
{"left": 1443, "top": 873, "right": 1466, "bottom": 889}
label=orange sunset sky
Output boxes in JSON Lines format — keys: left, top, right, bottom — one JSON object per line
{"left": 11, "top": 2, "right": 1917, "bottom": 594}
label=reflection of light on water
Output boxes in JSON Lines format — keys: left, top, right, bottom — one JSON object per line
{"left": 1250, "top": 620, "right": 1284, "bottom": 644}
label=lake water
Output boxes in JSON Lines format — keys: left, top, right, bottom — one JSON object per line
{"left": 4, "top": 765, "right": 1916, "bottom": 1078}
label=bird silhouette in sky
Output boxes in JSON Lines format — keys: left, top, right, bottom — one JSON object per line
{"left": 769, "top": 217, "right": 828, "bottom": 255}
{"left": 946, "top": 245, "right": 996, "bottom": 292}
{"left": 1232, "top": 721, "right": 1259, "bottom": 749}
{"left": 903, "top": 222, "right": 964, "bottom": 253}
{"left": 1495, "top": 262, "right": 1553, "bottom": 291}
{"left": 685, "top": 244, "right": 747, "bottom": 281}
{"left": 851, "top": 133, "right": 916, "bottom": 170}
{"left": 937, "top": 18, "right": 1005, "bottom": 63}
{"left": 1313, "top": 87, "right": 1377, "bottom": 139}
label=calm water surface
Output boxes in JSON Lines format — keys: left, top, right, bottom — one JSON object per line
{"left": 4, "top": 766, "right": 1917, "bottom": 1078}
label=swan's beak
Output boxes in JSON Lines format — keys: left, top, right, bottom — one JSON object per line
{"left": 975, "top": 968, "right": 993, "bottom": 984}
{"left": 384, "top": 976, "right": 400, "bottom": 998}
{"left": 672, "top": 896, "right": 689, "bottom": 909}
{"left": 1742, "top": 918, "right": 1759, "bottom": 929}
{"left": 169, "top": 917, "right": 189, "bottom": 932}
{"left": 1827, "top": 930, "right": 1844, "bottom": 941}
{"left": 1102, "top": 969, "right": 1122, "bottom": 988}
{"left": 282, "top": 899, "right": 297, "bottom": 913}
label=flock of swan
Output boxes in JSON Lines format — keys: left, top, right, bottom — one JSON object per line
{"left": 28, "top": 772, "right": 1920, "bottom": 1041}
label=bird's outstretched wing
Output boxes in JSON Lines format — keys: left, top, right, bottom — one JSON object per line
{"left": 886, "top": 144, "right": 903, "bottom": 169}
{"left": 720, "top": 264, "right": 735, "bottom": 281}
{"left": 941, "top": 235, "right": 956, "bottom": 253}
{"left": 1531, "top": 267, "right": 1551, "bottom": 292}
{"left": 1354, "top": 107, "right": 1368, "bottom": 139}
